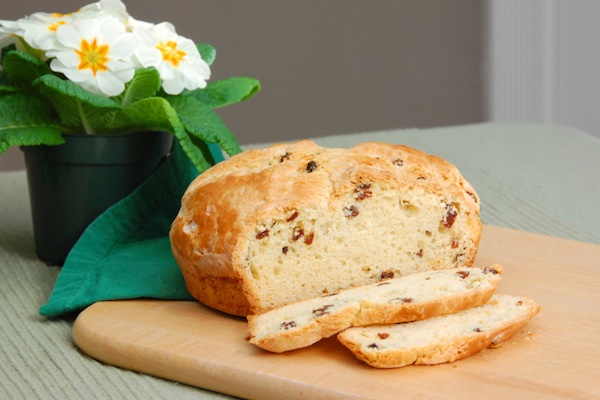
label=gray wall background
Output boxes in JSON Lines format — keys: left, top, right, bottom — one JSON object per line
{"left": 0, "top": 0, "right": 483, "bottom": 169}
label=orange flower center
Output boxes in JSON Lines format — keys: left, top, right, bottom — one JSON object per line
{"left": 48, "top": 13, "right": 71, "bottom": 32}
{"left": 156, "top": 40, "right": 186, "bottom": 67}
{"left": 49, "top": 21, "right": 67, "bottom": 32}
{"left": 75, "top": 38, "right": 110, "bottom": 77}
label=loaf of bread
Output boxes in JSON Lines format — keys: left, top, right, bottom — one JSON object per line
{"left": 247, "top": 265, "right": 503, "bottom": 353}
{"left": 170, "top": 140, "right": 482, "bottom": 316}
{"left": 337, "top": 294, "right": 540, "bottom": 368}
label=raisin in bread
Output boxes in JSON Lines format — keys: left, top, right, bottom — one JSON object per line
{"left": 170, "top": 140, "right": 482, "bottom": 316}
{"left": 337, "top": 294, "right": 540, "bottom": 368}
{"left": 247, "top": 265, "right": 503, "bottom": 353}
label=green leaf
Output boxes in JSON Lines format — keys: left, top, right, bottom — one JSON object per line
{"left": 166, "top": 95, "right": 242, "bottom": 156}
{"left": 177, "top": 131, "right": 213, "bottom": 172}
{"left": 189, "top": 135, "right": 218, "bottom": 166}
{"left": 1, "top": 44, "right": 17, "bottom": 58}
{"left": 190, "top": 77, "right": 261, "bottom": 109}
{"left": 107, "top": 97, "right": 213, "bottom": 172}
{"left": 33, "top": 74, "right": 122, "bottom": 134}
{"left": 1, "top": 71, "right": 20, "bottom": 92}
{"left": 0, "top": 70, "right": 26, "bottom": 94}
{"left": 0, "top": 93, "right": 63, "bottom": 153}
{"left": 0, "top": 70, "right": 12, "bottom": 85}
{"left": 2, "top": 50, "right": 52, "bottom": 86}
{"left": 108, "top": 97, "right": 177, "bottom": 132}
{"left": 116, "top": 67, "right": 161, "bottom": 107}
{"left": 0, "top": 86, "right": 19, "bottom": 93}
{"left": 197, "top": 43, "right": 216, "bottom": 66}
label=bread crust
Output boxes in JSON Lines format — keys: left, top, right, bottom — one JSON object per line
{"left": 336, "top": 294, "right": 541, "bottom": 368}
{"left": 246, "top": 266, "right": 503, "bottom": 353}
{"left": 170, "top": 140, "right": 482, "bottom": 316}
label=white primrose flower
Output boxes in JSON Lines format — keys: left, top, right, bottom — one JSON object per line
{"left": 0, "top": 19, "right": 23, "bottom": 50}
{"left": 79, "top": 0, "right": 130, "bottom": 24}
{"left": 16, "top": 12, "right": 77, "bottom": 52}
{"left": 47, "top": 16, "right": 139, "bottom": 97}
{"left": 134, "top": 22, "right": 210, "bottom": 95}
{"left": 79, "top": 0, "right": 152, "bottom": 31}
{"left": 13, "top": 1, "right": 134, "bottom": 53}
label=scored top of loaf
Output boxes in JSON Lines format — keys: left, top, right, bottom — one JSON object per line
{"left": 186, "top": 140, "right": 479, "bottom": 202}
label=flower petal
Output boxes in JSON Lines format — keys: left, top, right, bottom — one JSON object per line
{"left": 54, "top": 23, "right": 83, "bottom": 48}
{"left": 50, "top": 58, "right": 93, "bottom": 83}
{"left": 106, "top": 33, "right": 138, "bottom": 58}
{"left": 162, "top": 77, "right": 184, "bottom": 95}
{"left": 48, "top": 50, "right": 80, "bottom": 67}
{"left": 96, "top": 72, "right": 127, "bottom": 97}
{"left": 134, "top": 46, "right": 162, "bottom": 67}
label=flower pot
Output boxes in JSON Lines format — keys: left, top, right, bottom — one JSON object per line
{"left": 21, "top": 131, "right": 173, "bottom": 265}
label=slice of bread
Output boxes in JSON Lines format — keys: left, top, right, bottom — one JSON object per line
{"left": 337, "top": 293, "right": 540, "bottom": 368}
{"left": 247, "top": 265, "right": 503, "bottom": 353}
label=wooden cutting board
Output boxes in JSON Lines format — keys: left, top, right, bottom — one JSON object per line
{"left": 72, "top": 225, "right": 600, "bottom": 400}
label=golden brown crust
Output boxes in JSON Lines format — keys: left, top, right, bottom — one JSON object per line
{"left": 248, "top": 303, "right": 362, "bottom": 353}
{"left": 337, "top": 294, "right": 541, "bottom": 368}
{"left": 246, "top": 266, "right": 503, "bottom": 353}
{"left": 170, "top": 140, "right": 482, "bottom": 316}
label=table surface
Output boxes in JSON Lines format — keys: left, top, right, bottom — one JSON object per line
{"left": 1, "top": 122, "right": 599, "bottom": 399}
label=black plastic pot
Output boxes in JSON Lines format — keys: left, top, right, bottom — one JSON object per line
{"left": 22, "top": 131, "right": 173, "bottom": 265}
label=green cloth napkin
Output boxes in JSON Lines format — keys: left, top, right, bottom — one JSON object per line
{"left": 39, "top": 141, "right": 223, "bottom": 317}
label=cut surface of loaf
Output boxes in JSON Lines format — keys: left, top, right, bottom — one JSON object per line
{"left": 337, "top": 293, "right": 541, "bottom": 369}
{"left": 170, "top": 140, "right": 482, "bottom": 316}
{"left": 247, "top": 265, "right": 503, "bottom": 353}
